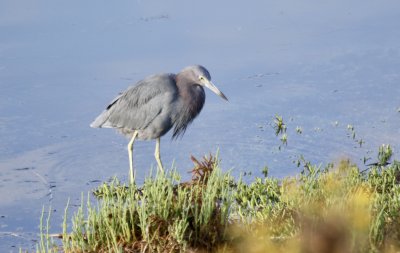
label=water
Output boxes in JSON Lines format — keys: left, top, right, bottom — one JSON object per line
{"left": 1, "top": 0, "right": 399, "bottom": 251}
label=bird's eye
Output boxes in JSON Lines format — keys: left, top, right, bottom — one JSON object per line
{"left": 199, "top": 76, "right": 205, "bottom": 81}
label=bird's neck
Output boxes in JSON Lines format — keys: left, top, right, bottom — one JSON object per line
{"left": 171, "top": 73, "right": 206, "bottom": 138}
{"left": 175, "top": 74, "right": 205, "bottom": 116}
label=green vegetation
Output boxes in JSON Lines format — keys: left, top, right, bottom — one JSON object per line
{"left": 35, "top": 146, "right": 400, "bottom": 253}
{"left": 273, "top": 115, "right": 288, "bottom": 147}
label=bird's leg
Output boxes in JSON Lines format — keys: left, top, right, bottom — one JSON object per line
{"left": 128, "top": 130, "right": 139, "bottom": 184}
{"left": 154, "top": 137, "right": 164, "bottom": 173}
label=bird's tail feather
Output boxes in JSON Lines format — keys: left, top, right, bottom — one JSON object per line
{"left": 90, "top": 110, "right": 111, "bottom": 128}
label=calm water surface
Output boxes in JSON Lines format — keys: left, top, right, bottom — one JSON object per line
{"left": 1, "top": 0, "right": 399, "bottom": 251}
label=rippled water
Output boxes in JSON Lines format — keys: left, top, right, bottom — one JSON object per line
{"left": 1, "top": 0, "right": 399, "bottom": 251}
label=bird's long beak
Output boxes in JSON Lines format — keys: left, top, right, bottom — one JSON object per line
{"left": 204, "top": 80, "right": 228, "bottom": 101}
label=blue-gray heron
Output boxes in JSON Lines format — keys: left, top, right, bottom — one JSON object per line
{"left": 90, "top": 65, "right": 228, "bottom": 183}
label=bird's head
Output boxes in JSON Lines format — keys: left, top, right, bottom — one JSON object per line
{"left": 182, "top": 65, "right": 228, "bottom": 101}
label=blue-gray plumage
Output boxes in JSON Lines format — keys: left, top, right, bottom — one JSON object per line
{"left": 90, "top": 65, "right": 227, "bottom": 183}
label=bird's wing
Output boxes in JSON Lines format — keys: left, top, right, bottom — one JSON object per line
{"left": 90, "top": 73, "right": 178, "bottom": 130}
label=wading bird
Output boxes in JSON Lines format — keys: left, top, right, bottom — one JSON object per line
{"left": 90, "top": 65, "right": 228, "bottom": 183}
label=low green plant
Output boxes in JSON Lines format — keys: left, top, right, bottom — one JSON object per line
{"left": 35, "top": 147, "right": 400, "bottom": 253}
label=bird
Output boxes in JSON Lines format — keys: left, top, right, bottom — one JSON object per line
{"left": 90, "top": 65, "right": 228, "bottom": 183}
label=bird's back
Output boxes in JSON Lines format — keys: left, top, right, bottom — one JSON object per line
{"left": 90, "top": 73, "right": 179, "bottom": 138}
